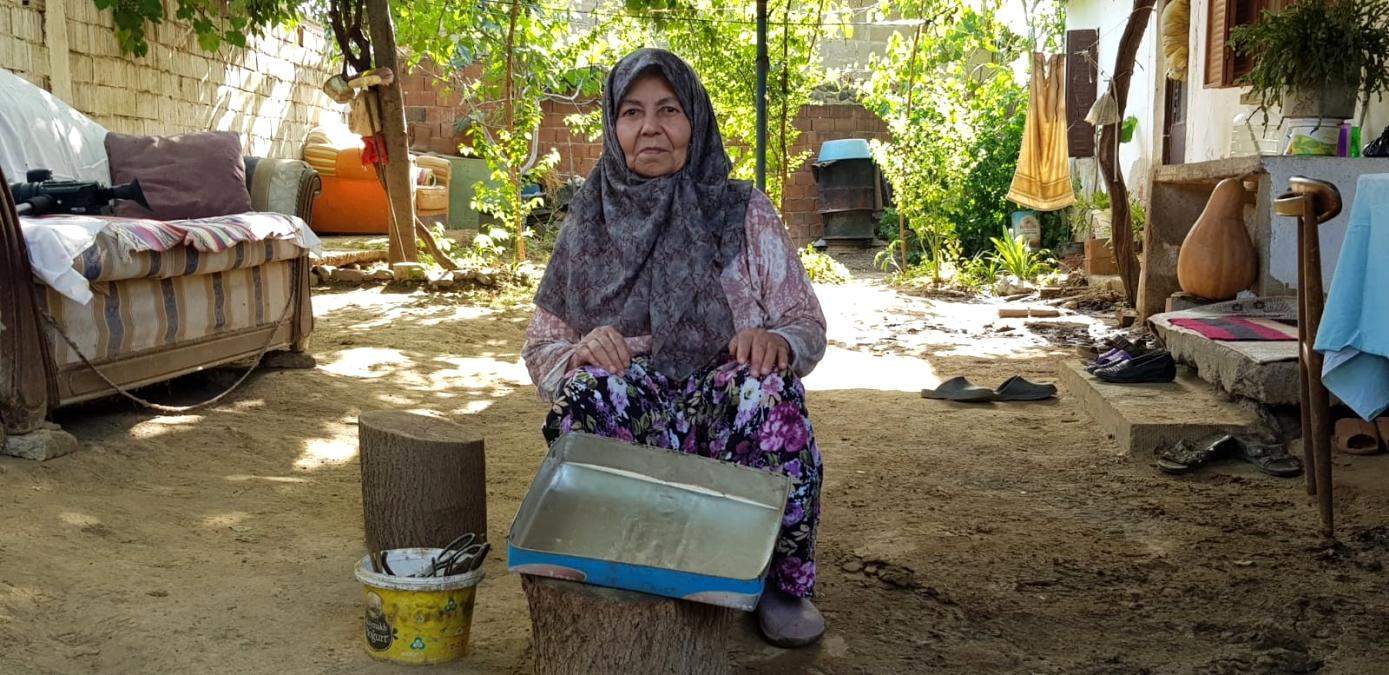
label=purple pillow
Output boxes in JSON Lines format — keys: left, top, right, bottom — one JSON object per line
{"left": 105, "top": 131, "right": 252, "bottom": 220}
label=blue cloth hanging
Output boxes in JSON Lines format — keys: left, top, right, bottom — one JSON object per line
{"left": 1315, "top": 173, "right": 1389, "bottom": 421}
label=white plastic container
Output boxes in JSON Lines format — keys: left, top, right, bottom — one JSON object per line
{"left": 1283, "top": 118, "right": 1343, "bottom": 156}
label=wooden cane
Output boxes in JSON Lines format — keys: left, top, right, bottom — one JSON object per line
{"left": 1275, "top": 176, "right": 1341, "bottom": 538}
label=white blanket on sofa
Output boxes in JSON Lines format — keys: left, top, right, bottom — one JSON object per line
{"left": 0, "top": 68, "right": 110, "bottom": 184}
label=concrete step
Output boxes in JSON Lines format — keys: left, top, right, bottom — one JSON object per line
{"left": 1057, "top": 360, "right": 1263, "bottom": 457}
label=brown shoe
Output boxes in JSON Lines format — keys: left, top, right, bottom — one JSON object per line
{"left": 1334, "top": 418, "right": 1383, "bottom": 455}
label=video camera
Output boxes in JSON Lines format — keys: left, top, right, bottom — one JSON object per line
{"left": 9, "top": 169, "right": 150, "bottom": 217}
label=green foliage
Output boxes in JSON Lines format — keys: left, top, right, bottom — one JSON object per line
{"left": 1120, "top": 115, "right": 1138, "bottom": 143}
{"left": 94, "top": 0, "right": 302, "bottom": 57}
{"left": 1229, "top": 0, "right": 1389, "bottom": 116}
{"left": 1128, "top": 196, "right": 1147, "bottom": 240}
{"left": 856, "top": 0, "right": 1031, "bottom": 259}
{"left": 798, "top": 246, "right": 850, "bottom": 284}
{"left": 1064, "top": 190, "right": 1110, "bottom": 241}
{"left": 954, "top": 253, "right": 1002, "bottom": 291}
{"left": 988, "top": 228, "right": 1053, "bottom": 282}
{"left": 1038, "top": 209, "right": 1071, "bottom": 251}
{"left": 603, "top": 0, "right": 844, "bottom": 207}
{"left": 395, "top": 0, "right": 579, "bottom": 264}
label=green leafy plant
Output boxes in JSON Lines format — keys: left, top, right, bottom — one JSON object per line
{"left": 1229, "top": 0, "right": 1389, "bottom": 122}
{"left": 857, "top": 0, "right": 1039, "bottom": 259}
{"left": 1129, "top": 196, "right": 1147, "bottom": 240}
{"left": 798, "top": 246, "right": 851, "bottom": 284}
{"left": 988, "top": 228, "right": 1053, "bottom": 282}
{"left": 1120, "top": 115, "right": 1138, "bottom": 143}
{"left": 954, "top": 253, "right": 1002, "bottom": 291}
{"left": 1065, "top": 190, "right": 1109, "bottom": 241}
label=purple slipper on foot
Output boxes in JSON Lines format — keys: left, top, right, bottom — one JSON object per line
{"left": 757, "top": 590, "right": 825, "bottom": 648}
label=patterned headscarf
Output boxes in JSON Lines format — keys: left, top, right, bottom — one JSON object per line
{"left": 533, "top": 48, "right": 753, "bottom": 380}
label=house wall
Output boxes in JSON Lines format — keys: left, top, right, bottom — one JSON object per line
{"left": 0, "top": 0, "right": 344, "bottom": 159}
{"left": 1065, "top": 0, "right": 1161, "bottom": 199}
{"left": 1071, "top": 0, "right": 1389, "bottom": 168}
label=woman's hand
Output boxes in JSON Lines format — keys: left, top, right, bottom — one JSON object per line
{"left": 569, "top": 325, "right": 632, "bottom": 374}
{"left": 728, "top": 329, "right": 791, "bottom": 377}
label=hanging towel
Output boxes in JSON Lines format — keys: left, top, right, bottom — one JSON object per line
{"left": 1315, "top": 173, "right": 1389, "bottom": 421}
{"left": 1007, "top": 53, "right": 1076, "bottom": 212}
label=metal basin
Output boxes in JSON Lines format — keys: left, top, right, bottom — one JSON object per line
{"left": 508, "top": 433, "right": 792, "bottom": 609}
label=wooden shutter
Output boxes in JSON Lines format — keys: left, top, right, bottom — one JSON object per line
{"left": 1209, "top": 0, "right": 1285, "bottom": 87}
{"left": 1066, "top": 29, "right": 1099, "bottom": 158}
{"left": 1205, "top": 0, "right": 1234, "bottom": 87}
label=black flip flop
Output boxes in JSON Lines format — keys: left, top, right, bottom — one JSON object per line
{"left": 993, "top": 376, "right": 1058, "bottom": 401}
{"left": 1236, "top": 440, "right": 1303, "bottom": 478}
{"left": 921, "top": 376, "right": 997, "bottom": 402}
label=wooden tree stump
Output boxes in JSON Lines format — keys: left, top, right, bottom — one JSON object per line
{"left": 358, "top": 411, "right": 486, "bottom": 551}
{"left": 521, "top": 575, "right": 733, "bottom": 675}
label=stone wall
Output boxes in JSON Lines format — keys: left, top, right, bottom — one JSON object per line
{"left": 400, "top": 65, "right": 888, "bottom": 246}
{"left": 1, "top": 0, "right": 344, "bottom": 159}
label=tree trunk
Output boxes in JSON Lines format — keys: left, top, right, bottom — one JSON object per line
{"left": 364, "top": 0, "right": 417, "bottom": 265}
{"left": 1098, "top": 0, "right": 1155, "bottom": 307}
{"left": 521, "top": 576, "right": 733, "bottom": 675}
{"left": 359, "top": 411, "right": 486, "bottom": 552}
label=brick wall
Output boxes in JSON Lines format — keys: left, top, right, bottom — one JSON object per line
{"left": 780, "top": 104, "right": 889, "bottom": 245}
{"left": 1, "top": 0, "right": 344, "bottom": 159}
{"left": 400, "top": 66, "right": 888, "bottom": 246}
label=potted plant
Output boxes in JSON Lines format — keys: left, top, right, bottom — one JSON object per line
{"left": 1230, "top": 0, "right": 1389, "bottom": 123}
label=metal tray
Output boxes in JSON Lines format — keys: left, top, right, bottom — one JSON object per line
{"left": 508, "top": 432, "right": 792, "bottom": 610}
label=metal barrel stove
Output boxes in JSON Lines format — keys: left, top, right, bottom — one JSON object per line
{"left": 811, "top": 139, "right": 888, "bottom": 249}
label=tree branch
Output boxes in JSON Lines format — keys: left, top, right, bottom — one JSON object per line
{"left": 1097, "top": 0, "right": 1155, "bottom": 306}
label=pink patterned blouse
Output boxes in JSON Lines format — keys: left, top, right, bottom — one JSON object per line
{"left": 523, "top": 190, "right": 827, "bottom": 399}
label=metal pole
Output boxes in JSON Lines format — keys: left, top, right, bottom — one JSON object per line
{"left": 755, "top": 0, "right": 768, "bottom": 192}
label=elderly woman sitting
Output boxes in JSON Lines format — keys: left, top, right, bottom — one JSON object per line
{"left": 522, "top": 49, "right": 827, "bottom": 647}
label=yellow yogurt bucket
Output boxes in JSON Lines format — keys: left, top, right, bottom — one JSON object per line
{"left": 354, "top": 548, "right": 484, "bottom": 665}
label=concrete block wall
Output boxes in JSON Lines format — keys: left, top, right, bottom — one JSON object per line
{"left": 1, "top": 0, "right": 345, "bottom": 159}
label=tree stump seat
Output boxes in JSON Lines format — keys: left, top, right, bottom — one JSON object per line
{"left": 521, "top": 575, "right": 735, "bottom": 675}
{"left": 358, "top": 411, "right": 487, "bottom": 551}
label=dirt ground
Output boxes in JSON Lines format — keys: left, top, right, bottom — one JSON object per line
{"left": 4, "top": 259, "right": 1389, "bottom": 674}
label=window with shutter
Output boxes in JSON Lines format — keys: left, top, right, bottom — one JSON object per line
{"left": 1066, "top": 29, "right": 1099, "bottom": 158}
{"left": 1206, "top": 0, "right": 1288, "bottom": 88}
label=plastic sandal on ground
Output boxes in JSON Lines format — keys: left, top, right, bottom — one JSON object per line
{"left": 1234, "top": 439, "right": 1303, "bottom": 478}
{"left": 1333, "top": 418, "right": 1383, "bottom": 455}
{"left": 993, "top": 376, "right": 1058, "bottom": 401}
{"left": 921, "top": 376, "right": 997, "bottom": 402}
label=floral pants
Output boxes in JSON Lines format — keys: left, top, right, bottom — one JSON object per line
{"left": 542, "top": 356, "right": 822, "bottom": 598}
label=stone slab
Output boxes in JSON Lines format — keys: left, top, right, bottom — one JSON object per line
{"left": 1151, "top": 321, "right": 1299, "bottom": 405}
{"left": 2, "top": 428, "right": 80, "bottom": 461}
{"left": 1057, "top": 361, "right": 1262, "bottom": 457}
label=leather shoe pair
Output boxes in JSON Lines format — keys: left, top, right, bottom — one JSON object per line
{"left": 1094, "top": 349, "right": 1176, "bottom": 383}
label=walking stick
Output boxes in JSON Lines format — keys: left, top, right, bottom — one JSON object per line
{"left": 1274, "top": 176, "right": 1341, "bottom": 538}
